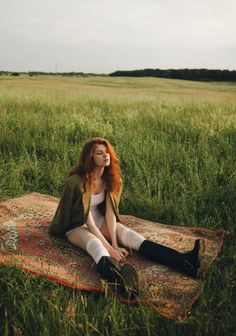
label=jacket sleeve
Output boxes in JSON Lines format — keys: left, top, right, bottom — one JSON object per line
{"left": 49, "top": 180, "right": 75, "bottom": 237}
{"left": 117, "top": 179, "right": 123, "bottom": 206}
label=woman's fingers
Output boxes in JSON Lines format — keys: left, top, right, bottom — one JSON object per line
{"left": 120, "top": 250, "right": 127, "bottom": 262}
{"left": 110, "top": 247, "right": 129, "bottom": 262}
{"left": 116, "top": 251, "right": 122, "bottom": 261}
{"left": 115, "top": 247, "right": 129, "bottom": 258}
{"left": 116, "top": 250, "right": 125, "bottom": 262}
{"left": 110, "top": 249, "right": 123, "bottom": 262}
{"left": 120, "top": 248, "right": 129, "bottom": 256}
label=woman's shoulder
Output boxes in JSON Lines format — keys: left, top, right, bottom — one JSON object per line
{"left": 65, "top": 174, "right": 85, "bottom": 191}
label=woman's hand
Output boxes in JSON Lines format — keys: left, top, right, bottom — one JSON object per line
{"left": 114, "top": 246, "right": 129, "bottom": 258}
{"left": 108, "top": 246, "right": 128, "bottom": 263}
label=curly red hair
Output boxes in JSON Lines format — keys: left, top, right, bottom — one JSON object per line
{"left": 69, "top": 137, "right": 122, "bottom": 193}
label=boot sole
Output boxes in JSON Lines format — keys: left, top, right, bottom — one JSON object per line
{"left": 120, "top": 264, "right": 139, "bottom": 291}
{"left": 197, "top": 239, "right": 206, "bottom": 277}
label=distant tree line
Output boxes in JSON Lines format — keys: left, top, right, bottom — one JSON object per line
{"left": 1, "top": 69, "right": 236, "bottom": 81}
{"left": 0, "top": 71, "right": 106, "bottom": 77}
{"left": 27, "top": 71, "right": 105, "bottom": 77}
{"left": 110, "top": 68, "right": 236, "bottom": 82}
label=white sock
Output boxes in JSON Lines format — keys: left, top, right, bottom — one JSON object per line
{"left": 120, "top": 228, "right": 145, "bottom": 251}
{"left": 86, "top": 238, "right": 110, "bottom": 264}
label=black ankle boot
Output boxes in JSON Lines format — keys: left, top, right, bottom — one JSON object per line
{"left": 183, "top": 239, "right": 205, "bottom": 276}
{"left": 138, "top": 239, "right": 205, "bottom": 277}
{"left": 96, "top": 256, "right": 139, "bottom": 299}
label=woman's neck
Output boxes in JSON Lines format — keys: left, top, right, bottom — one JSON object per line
{"left": 91, "top": 168, "right": 105, "bottom": 193}
{"left": 94, "top": 167, "right": 104, "bottom": 180}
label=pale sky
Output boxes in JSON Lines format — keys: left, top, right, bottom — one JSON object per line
{"left": 0, "top": 0, "right": 235, "bottom": 73}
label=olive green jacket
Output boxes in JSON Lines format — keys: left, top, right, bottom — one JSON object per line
{"left": 49, "top": 174, "right": 122, "bottom": 237}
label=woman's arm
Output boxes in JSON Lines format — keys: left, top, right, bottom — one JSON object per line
{"left": 105, "top": 192, "right": 128, "bottom": 258}
{"left": 105, "top": 192, "right": 118, "bottom": 248}
{"left": 86, "top": 211, "right": 112, "bottom": 251}
{"left": 87, "top": 210, "right": 126, "bottom": 262}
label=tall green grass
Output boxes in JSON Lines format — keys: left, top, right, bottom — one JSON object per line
{"left": 0, "top": 76, "right": 235, "bottom": 335}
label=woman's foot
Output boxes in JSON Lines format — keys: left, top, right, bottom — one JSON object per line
{"left": 96, "top": 256, "right": 139, "bottom": 300}
{"left": 120, "top": 263, "right": 139, "bottom": 299}
{"left": 183, "top": 239, "right": 205, "bottom": 277}
{"left": 139, "top": 238, "right": 206, "bottom": 278}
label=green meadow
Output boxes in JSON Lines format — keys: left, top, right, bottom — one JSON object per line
{"left": 0, "top": 75, "right": 235, "bottom": 335}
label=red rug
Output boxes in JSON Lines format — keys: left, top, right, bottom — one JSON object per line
{"left": 0, "top": 192, "right": 224, "bottom": 321}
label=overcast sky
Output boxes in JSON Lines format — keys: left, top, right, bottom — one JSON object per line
{"left": 0, "top": 0, "right": 235, "bottom": 73}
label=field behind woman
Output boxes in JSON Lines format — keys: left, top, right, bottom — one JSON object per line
{"left": 0, "top": 75, "right": 235, "bottom": 335}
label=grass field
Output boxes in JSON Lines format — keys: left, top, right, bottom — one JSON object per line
{"left": 0, "top": 75, "right": 235, "bottom": 335}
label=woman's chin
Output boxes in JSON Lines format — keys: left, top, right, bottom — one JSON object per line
{"left": 96, "top": 162, "right": 110, "bottom": 168}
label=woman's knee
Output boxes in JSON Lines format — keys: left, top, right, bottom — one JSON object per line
{"left": 66, "top": 226, "right": 95, "bottom": 250}
{"left": 117, "top": 224, "right": 145, "bottom": 250}
{"left": 100, "top": 221, "right": 127, "bottom": 242}
{"left": 116, "top": 222, "right": 127, "bottom": 238}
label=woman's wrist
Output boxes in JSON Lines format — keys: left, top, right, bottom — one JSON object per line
{"left": 107, "top": 245, "right": 114, "bottom": 253}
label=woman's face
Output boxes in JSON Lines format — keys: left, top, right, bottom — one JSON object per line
{"left": 92, "top": 144, "right": 110, "bottom": 168}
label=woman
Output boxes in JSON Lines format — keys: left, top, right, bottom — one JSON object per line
{"left": 49, "top": 137, "right": 205, "bottom": 298}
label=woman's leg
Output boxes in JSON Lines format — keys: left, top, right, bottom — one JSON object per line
{"left": 117, "top": 223, "right": 145, "bottom": 250}
{"left": 66, "top": 225, "right": 110, "bottom": 263}
{"left": 99, "top": 221, "right": 139, "bottom": 297}
{"left": 138, "top": 239, "right": 205, "bottom": 276}
{"left": 100, "top": 220, "right": 145, "bottom": 250}
{"left": 67, "top": 225, "right": 139, "bottom": 298}
{"left": 100, "top": 220, "right": 205, "bottom": 277}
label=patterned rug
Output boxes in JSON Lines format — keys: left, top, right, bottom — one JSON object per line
{"left": 0, "top": 192, "right": 224, "bottom": 321}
